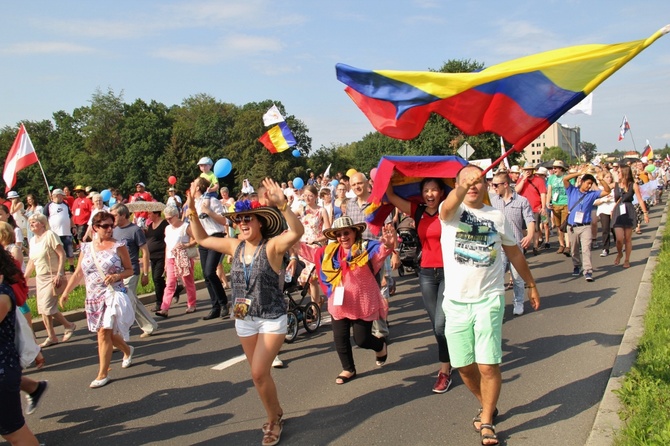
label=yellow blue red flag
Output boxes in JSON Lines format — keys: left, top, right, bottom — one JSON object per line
{"left": 336, "top": 26, "right": 669, "bottom": 150}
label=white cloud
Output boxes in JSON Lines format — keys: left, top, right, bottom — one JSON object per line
{"left": 225, "top": 34, "right": 282, "bottom": 53}
{"left": 0, "top": 41, "right": 95, "bottom": 55}
{"left": 405, "top": 15, "right": 447, "bottom": 25}
{"left": 412, "top": 0, "right": 440, "bottom": 8}
{"left": 153, "top": 34, "right": 283, "bottom": 64}
{"left": 661, "top": 133, "right": 670, "bottom": 139}
{"left": 476, "top": 20, "right": 561, "bottom": 60}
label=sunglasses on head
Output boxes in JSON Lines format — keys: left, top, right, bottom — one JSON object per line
{"left": 334, "top": 230, "right": 352, "bottom": 238}
{"left": 97, "top": 223, "right": 114, "bottom": 229}
{"left": 233, "top": 215, "right": 254, "bottom": 224}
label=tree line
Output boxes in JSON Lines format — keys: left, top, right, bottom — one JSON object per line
{"left": 2, "top": 59, "right": 529, "bottom": 204}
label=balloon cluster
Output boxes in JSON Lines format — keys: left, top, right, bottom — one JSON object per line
{"left": 100, "top": 189, "right": 112, "bottom": 202}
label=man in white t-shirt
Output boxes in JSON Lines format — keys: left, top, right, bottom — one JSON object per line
{"left": 43, "top": 188, "right": 75, "bottom": 272}
{"left": 439, "top": 164, "right": 540, "bottom": 444}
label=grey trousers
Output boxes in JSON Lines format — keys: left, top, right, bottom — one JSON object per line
{"left": 124, "top": 274, "right": 158, "bottom": 335}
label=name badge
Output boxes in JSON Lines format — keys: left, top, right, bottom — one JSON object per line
{"left": 333, "top": 286, "right": 344, "bottom": 306}
{"left": 574, "top": 211, "right": 585, "bottom": 224}
{"left": 619, "top": 204, "right": 627, "bottom": 215}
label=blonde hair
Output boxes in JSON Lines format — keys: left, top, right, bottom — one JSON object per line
{"left": 28, "top": 212, "right": 50, "bottom": 230}
{"left": 0, "top": 221, "right": 15, "bottom": 246}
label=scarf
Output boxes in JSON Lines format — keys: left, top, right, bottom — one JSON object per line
{"left": 317, "top": 239, "right": 381, "bottom": 296}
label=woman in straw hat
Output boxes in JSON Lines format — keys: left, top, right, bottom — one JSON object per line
{"left": 299, "top": 215, "right": 395, "bottom": 385}
{"left": 187, "top": 177, "right": 303, "bottom": 446}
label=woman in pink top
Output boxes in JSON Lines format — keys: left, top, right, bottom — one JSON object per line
{"left": 299, "top": 216, "right": 394, "bottom": 384}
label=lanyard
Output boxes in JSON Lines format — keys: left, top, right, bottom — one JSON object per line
{"left": 242, "top": 242, "right": 263, "bottom": 290}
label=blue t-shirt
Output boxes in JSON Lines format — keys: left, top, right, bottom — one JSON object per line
{"left": 566, "top": 185, "right": 601, "bottom": 225}
{"left": 113, "top": 223, "right": 147, "bottom": 275}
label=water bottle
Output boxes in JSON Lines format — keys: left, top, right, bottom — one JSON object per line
{"left": 284, "top": 270, "right": 293, "bottom": 283}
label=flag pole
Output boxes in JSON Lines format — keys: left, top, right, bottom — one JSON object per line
{"left": 628, "top": 128, "right": 638, "bottom": 152}
{"left": 481, "top": 145, "right": 519, "bottom": 176}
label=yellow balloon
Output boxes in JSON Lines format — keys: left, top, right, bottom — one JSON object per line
{"left": 346, "top": 168, "right": 358, "bottom": 178}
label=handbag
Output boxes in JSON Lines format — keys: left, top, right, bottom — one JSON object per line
{"left": 15, "top": 311, "right": 41, "bottom": 369}
{"left": 186, "top": 245, "right": 198, "bottom": 259}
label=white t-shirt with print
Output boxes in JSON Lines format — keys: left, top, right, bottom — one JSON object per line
{"left": 439, "top": 201, "right": 516, "bottom": 303}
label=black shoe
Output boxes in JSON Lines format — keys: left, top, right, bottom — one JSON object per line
{"left": 202, "top": 309, "right": 221, "bottom": 320}
{"left": 221, "top": 305, "right": 230, "bottom": 319}
{"left": 26, "top": 381, "right": 48, "bottom": 415}
{"left": 69, "top": 265, "right": 75, "bottom": 273}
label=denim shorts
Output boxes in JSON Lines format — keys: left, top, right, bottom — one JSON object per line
{"left": 235, "top": 314, "right": 287, "bottom": 338}
{"left": 58, "top": 235, "right": 74, "bottom": 258}
{"left": 444, "top": 294, "right": 504, "bottom": 368}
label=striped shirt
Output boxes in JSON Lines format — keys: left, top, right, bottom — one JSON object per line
{"left": 489, "top": 192, "right": 535, "bottom": 245}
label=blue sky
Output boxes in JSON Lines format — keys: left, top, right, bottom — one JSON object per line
{"left": 2, "top": 1, "right": 669, "bottom": 157}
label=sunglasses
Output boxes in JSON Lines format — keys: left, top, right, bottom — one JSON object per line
{"left": 233, "top": 215, "right": 254, "bottom": 224}
{"left": 491, "top": 183, "right": 507, "bottom": 188}
{"left": 96, "top": 223, "right": 114, "bottom": 229}
{"left": 334, "top": 230, "right": 352, "bottom": 238}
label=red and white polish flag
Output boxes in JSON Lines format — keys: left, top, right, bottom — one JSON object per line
{"left": 3, "top": 124, "right": 38, "bottom": 192}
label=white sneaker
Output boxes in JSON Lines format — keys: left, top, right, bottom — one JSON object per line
{"left": 513, "top": 302, "right": 524, "bottom": 316}
{"left": 272, "top": 356, "right": 284, "bottom": 368}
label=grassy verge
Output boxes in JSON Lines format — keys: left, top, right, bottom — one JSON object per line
{"left": 615, "top": 222, "right": 670, "bottom": 444}
{"left": 26, "top": 261, "right": 220, "bottom": 318}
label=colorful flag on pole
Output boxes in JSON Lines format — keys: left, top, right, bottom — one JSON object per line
{"left": 336, "top": 26, "right": 669, "bottom": 151}
{"left": 618, "top": 115, "right": 630, "bottom": 141}
{"left": 262, "top": 105, "right": 284, "bottom": 126}
{"left": 3, "top": 124, "right": 39, "bottom": 192}
{"left": 258, "top": 121, "right": 297, "bottom": 154}
{"left": 642, "top": 139, "right": 653, "bottom": 158}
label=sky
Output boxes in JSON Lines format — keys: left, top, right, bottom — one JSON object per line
{"left": 2, "top": 0, "right": 670, "bottom": 158}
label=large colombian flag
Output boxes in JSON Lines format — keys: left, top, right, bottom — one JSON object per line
{"left": 258, "top": 121, "right": 297, "bottom": 154}
{"left": 336, "top": 26, "right": 669, "bottom": 150}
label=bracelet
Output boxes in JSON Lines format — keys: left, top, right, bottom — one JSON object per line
{"left": 289, "top": 256, "right": 298, "bottom": 261}
{"left": 188, "top": 210, "right": 199, "bottom": 219}
{"left": 526, "top": 284, "right": 536, "bottom": 289}
{"left": 278, "top": 202, "right": 288, "bottom": 212}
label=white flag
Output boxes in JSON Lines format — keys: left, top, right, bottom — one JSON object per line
{"left": 323, "top": 163, "right": 332, "bottom": 178}
{"left": 500, "top": 136, "right": 509, "bottom": 169}
{"left": 262, "top": 105, "right": 284, "bottom": 126}
{"left": 567, "top": 93, "right": 593, "bottom": 115}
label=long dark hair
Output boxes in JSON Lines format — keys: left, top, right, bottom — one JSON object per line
{"left": 0, "top": 248, "right": 21, "bottom": 285}
{"left": 0, "top": 204, "right": 17, "bottom": 229}
{"left": 618, "top": 165, "right": 635, "bottom": 190}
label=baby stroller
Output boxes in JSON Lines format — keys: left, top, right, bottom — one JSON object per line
{"left": 282, "top": 263, "right": 322, "bottom": 343}
{"left": 397, "top": 217, "right": 420, "bottom": 277}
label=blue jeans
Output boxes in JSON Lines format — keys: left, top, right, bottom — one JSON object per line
{"left": 419, "top": 267, "right": 450, "bottom": 363}
{"left": 502, "top": 251, "right": 525, "bottom": 305}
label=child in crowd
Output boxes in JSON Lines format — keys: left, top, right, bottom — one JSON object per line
{"left": 197, "top": 157, "right": 219, "bottom": 218}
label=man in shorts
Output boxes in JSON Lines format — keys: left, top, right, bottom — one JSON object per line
{"left": 439, "top": 164, "right": 540, "bottom": 445}
{"left": 43, "top": 189, "right": 75, "bottom": 273}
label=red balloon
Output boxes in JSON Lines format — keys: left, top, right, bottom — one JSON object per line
{"left": 370, "top": 168, "right": 378, "bottom": 181}
{"left": 168, "top": 176, "right": 177, "bottom": 185}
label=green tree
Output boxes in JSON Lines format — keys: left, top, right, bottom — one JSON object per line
{"left": 579, "top": 141, "right": 597, "bottom": 162}
{"left": 540, "top": 146, "right": 570, "bottom": 163}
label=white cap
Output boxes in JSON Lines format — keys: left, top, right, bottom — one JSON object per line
{"left": 197, "top": 157, "right": 213, "bottom": 166}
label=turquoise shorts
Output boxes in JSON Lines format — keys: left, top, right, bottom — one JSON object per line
{"left": 444, "top": 294, "right": 504, "bottom": 368}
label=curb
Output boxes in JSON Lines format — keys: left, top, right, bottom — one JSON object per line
{"left": 585, "top": 200, "right": 668, "bottom": 445}
{"left": 31, "top": 280, "right": 209, "bottom": 333}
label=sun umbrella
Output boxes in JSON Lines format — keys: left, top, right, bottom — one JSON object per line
{"left": 126, "top": 201, "right": 166, "bottom": 213}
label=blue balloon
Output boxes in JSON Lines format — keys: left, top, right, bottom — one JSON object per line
{"left": 213, "top": 158, "right": 232, "bottom": 178}
{"left": 330, "top": 180, "right": 339, "bottom": 187}
{"left": 293, "top": 177, "right": 304, "bottom": 190}
{"left": 292, "top": 149, "right": 301, "bottom": 158}
{"left": 100, "top": 189, "right": 112, "bottom": 202}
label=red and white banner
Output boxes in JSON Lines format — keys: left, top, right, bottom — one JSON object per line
{"left": 3, "top": 124, "right": 39, "bottom": 192}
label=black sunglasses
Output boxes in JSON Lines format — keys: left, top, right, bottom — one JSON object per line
{"left": 233, "top": 215, "right": 254, "bottom": 224}
{"left": 491, "top": 182, "right": 507, "bottom": 188}
{"left": 96, "top": 223, "right": 114, "bottom": 229}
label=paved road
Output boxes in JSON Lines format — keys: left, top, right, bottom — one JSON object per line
{"left": 16, "top": 202, "right": 665, "bottom": 446}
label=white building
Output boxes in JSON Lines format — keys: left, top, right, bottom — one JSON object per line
{"left": 521, "top": 122, "right": 581, "bottom": 165}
